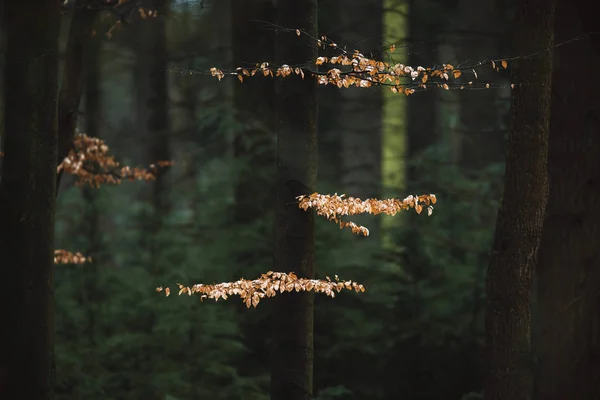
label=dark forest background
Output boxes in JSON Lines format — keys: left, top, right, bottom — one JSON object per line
{"left": 54, "top": 1, "right": 507, "bottom": 398}
{"left": 1, "top": 0, "right": 598, "bottom": 399}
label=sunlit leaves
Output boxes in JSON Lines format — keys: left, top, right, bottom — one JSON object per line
{"left": 297, "top": 192, "right": 437, "bottom": 236}
{"left": 157, "top": 271, "right": 365, "bottom": 308}
{"left": 57, "top": 133, "right": 172, "bottom": 187}
{"left": 203, "top": 32, "right": 510, "bottom": 96}
{"left": 54, "top": 249, "right": 91, "bottom": 264}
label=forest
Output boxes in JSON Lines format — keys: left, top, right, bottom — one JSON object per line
{"left": 0, "top": 0, "right": 598, "bottom": 399}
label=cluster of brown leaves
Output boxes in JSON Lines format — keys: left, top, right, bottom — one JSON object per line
{"left": 297, "top": 193, "right": 437, "bottom": 236}
{"left": 57, "top": 133, "right": 172, "bottom": 187}
{"left": 207, "top": 32, "right": 509, "bottom": 95}
{"left": 157, "top": 271, "right": 365, "bottom": 308}
{"left": 54, "top": 249, "right": 91, "bottom": 264}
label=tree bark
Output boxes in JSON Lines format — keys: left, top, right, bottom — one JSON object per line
{"left": 80, "top": 28, "right": 102, "bottom": 347}
{"left": 406, "top": 0, "right": 438, "bottom": 187}
{"left": 534, "top": 1, "right": 600, "bottom": 398}
{"left": 147, "top": 0, "right": 171, "bottom": 215}
{"left": 57, "top": 0, "right": 97, "bottom": 191}
{"left": 271, "top": 1, "right": 318, "bottom": 399}
{"left": 484, "top": 1, "right": 555, "bottom": 399}
{"left": 232, "top": 0, "right": 276, "bottom": 226}
{"left": 336, "top": 0, "right": 383, "bottom": 238}
{"left": 0, "top": 0, "right": 60, "bottom": 398}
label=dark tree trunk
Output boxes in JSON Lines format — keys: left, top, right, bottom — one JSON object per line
{"left": 57, "top": 0, "right": 96, "bottom": 191}
{"left": 0, "top": 0, "right": 60, "bottom": 398}
{"left": 406, "top": 0, "right": 438, "bottom": 187}
{"left": 534, "top": 1, "right": 600, "bottom": 398}
{"left": 271, "top": 1, "right": 318, "bottom": 399}
{"left": 484, "top": 0, "right": 555, "bottom": 399}
{"left": 231, "top": 0, "right": 276, "bottom": 381}
{"left": 147, "top": 0, "right": 171, "bottom": 215}
{"left": 336, "top": 0, "right": 383, "bottom": 238}
{"left": 232, "top": 0, "right": 276, "bottom": 226}
{"left": 133, "top": 0, "right": 171, "bottom": 260}
{"left": 80, "top": 31, "right": 102, "bottom": 346}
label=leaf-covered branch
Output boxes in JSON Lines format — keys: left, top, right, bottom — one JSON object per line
{"left": 298, "top": 192, "right": 437, "bottom": 236}
{"left": 192, "top": 31, "right": 511, "bottom": 95}
{"left": 157, "top": 271, "right": 365, "bottom": 308}
{"left": 54, "top": 249, "right": 91, "bottom": 264}
{"left": 57, "top": 133, "right": 172, "bottom": 187}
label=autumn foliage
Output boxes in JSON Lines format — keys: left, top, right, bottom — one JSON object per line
{"left": 157, "top": 271, "right": 365, "bottom": 308}
{"left": 206, "top": 32, "right": 509, "bottom": 95}
{"left": 1, "top": 133, "right": 167, "bottom": 264}
{"left": 58, "top": 133, "right": 171, "bottom": 187}
{"left": 54, "top": 250, "right": 91, "bottom": 265}
{"left": 298, "top": 192, "right": 437, "bottom": 236}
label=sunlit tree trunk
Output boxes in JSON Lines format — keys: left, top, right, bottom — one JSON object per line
{"left": 484, "top": 0, "right": 555, "bottom": 398}
{"left": 0, "top": 0, "right": 60, "bottom": 397}
{"left": 534, "top": 1, "right": 600, "bottom": 398}
{"left": 271, "top": 1, "right": 318, "bottom": 399}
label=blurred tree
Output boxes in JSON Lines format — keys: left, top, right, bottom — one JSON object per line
{"left": 79, "top": 21, "right": 103, "bottom": 348}
{"left": 0, "top": 0, "right": 60, "bottom": 398}
{"left": 271, "top": 1, "right": 318, "bottom": 399}
{"left": 232, "top": 0, "right": 275, "bottom": 227}
{"left": 454, "top": 0, "right": 505, "bottom": 168}
{"left": 335, "top": 0, "right": 384, "bottom": 239}
{"left": 535, "top": 1, "right": 600, "bottom": 398}
{"left": 231, "top": 0, "right": 276, "bottom": 385}
{"left": 484, "top": 0, "right": 555, "bottom": 399}
{"left": 57, "top": 0, "right": 97, "bottom": 191}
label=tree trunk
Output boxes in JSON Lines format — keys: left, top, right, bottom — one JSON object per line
{"left": 454, "top": 0, "right": 505, "bottom": 169}
{"left": 80, "top": 29, "right": 102, "bottom": 347}
{"left": 232, "top": 0, "right": 276, "bottom": 245}
{"left": 231, "top": 0, "right": 276, "bottom": 381}
{"left": 534, "top": 1, "right": 600, "bottom": 398}
{"left": 132, "top": 0, "right": 171, "bottom": 262}
{"left": 484, "top": 1, "right": 555, "bottom": 399}
{"left": 406, "top": 0, "right": 438, "bottom": 187}
{"left": 0, "top": 0, "right": 60, "bottom": 398}
{"left": 147, "top": 0, "right": 171, "bottom": 215}
{"left": 57, "top": 0, "right": 96, "bottom": 191}
{"left": 271, "top": 1, "right": 318, "bottom": 399}
{"left": 336, "top": 0, "right": 383, "bottom": 237}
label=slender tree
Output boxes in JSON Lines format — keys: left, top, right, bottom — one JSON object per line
{"left": 232, "top": 0, "right": 276, "bottom": 273}
{"left": 57, "top": 0, "right": 96, "bottom": 190}
{"left": 336, "top": 0, "right": 383, "bottom": 238}
{"left": 454, "top": 0, "right": 505, "bottom": 168}
{"left": 406, "top": 0, "right": 438, "bottom": 185}
{"left": 271, "top": 1, "right": 318, "bottom": 399}
{"left": 80, "top": 26, "right": 103, "bottom": 346}
{"left": 484, "top": 0, "right": 555, "bottom": 399}
{"left": 534, "top": 1, "right": 600, "bottom": 398}
{"left": 0, "top": 0, "right": 61, "bottom": 398}
{"left": 147, "top": 0, "right": 171, "bottom": 216}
